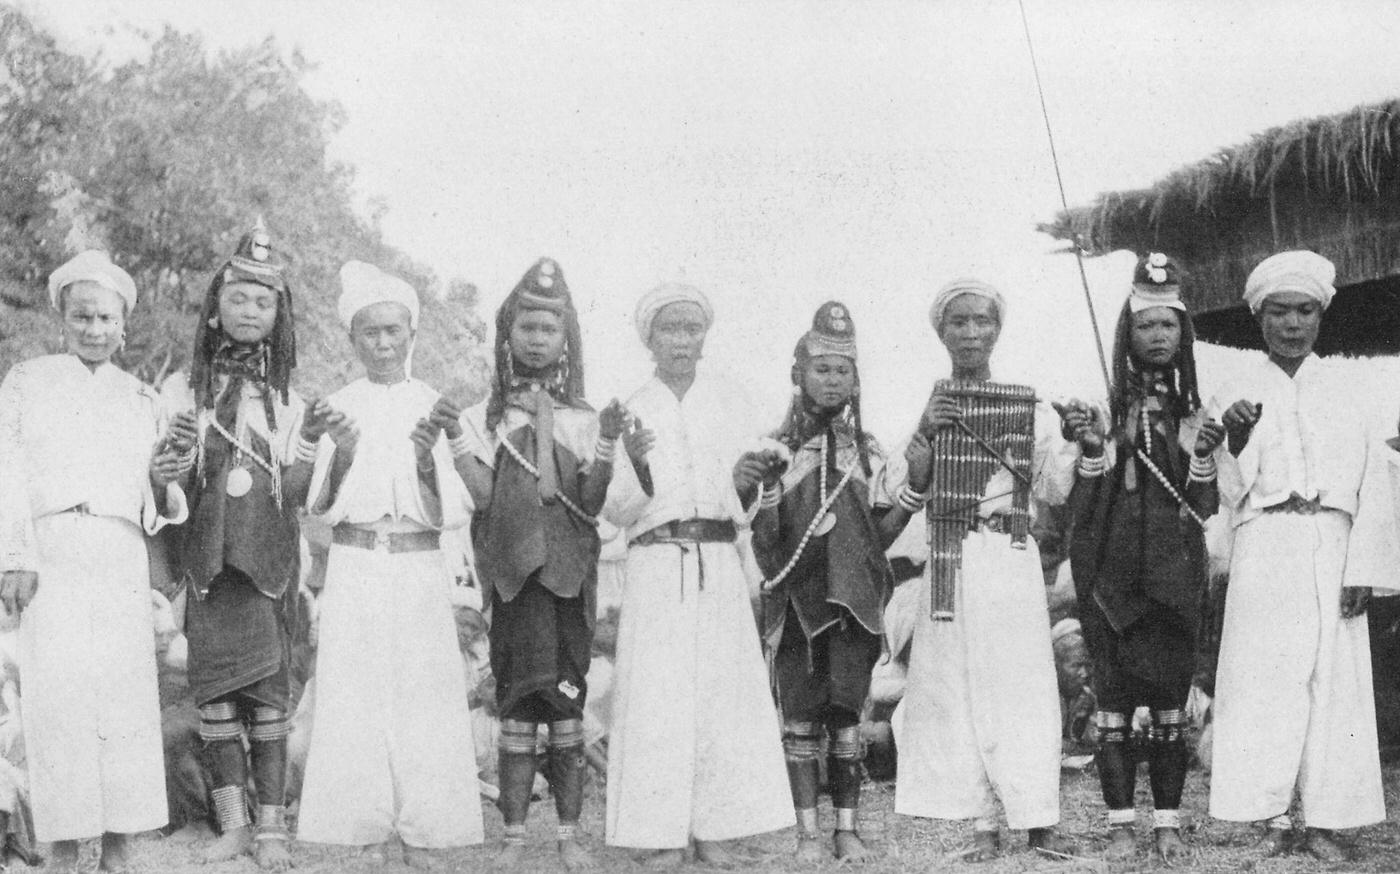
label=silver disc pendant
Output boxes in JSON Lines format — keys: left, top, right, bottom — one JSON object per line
{"left": 814, "top": 511, "right": 836, "bottom": 536}
{"left": 226, "top": 466, "right": 253, "bottom": 498}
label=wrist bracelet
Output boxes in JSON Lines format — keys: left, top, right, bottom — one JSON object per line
{"left": 295, "top": 435, "right": 318, "bottom": 464}
{"left": 1077, "top": 452, "right": 1107, "bottom": 478}
{"left": 595, "top": 435, "right": 617, "bottom": 464}
{"left": 449, "top": 432, "right": 476, "bottom": 460}
{"left": 759, "top": 482, "right": 783, "bottom": 509}
{"left": 897, "top": 484, "right": 927, "bottom": 513}
{"left": 1188, "top": 453, "right": 1217, "bottom": 482}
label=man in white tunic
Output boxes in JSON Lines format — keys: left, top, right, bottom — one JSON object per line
{"left": 0, "top": 251, "right": 188, "bottom": 871}
{"left": 297, "top": 261, "right": 483, "bottom": 863}
{"left": 1207, "top": 250, "right": 1394, "bottom": 861}
{"left": 875, "top": 279, "right": 1076, "bottom": 861}
{"left": 603, "top": 284, "right": 793, "bottom": 865}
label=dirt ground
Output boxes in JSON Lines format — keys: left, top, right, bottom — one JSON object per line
{"left": 26, "top": 759, "right": 1400, "bottom": 873}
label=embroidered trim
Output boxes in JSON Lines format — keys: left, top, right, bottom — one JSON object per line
{"left": 1153, "top": 809, "right": 1181, "bottom": 830}
{"left": 1108, "top": 808, "right": 1137, "bottom": 826}
{"left": 557, "top": 823, "right": 578, "bottom": 842}
{"left": 212, "top": 785, "right": 251, "bottom": 830}
{"left": 835, "top": 808, "right": 858, "bottom": 832}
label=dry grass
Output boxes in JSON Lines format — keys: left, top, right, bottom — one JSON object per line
{"left": 1038, "top": 98, "right": 1400, "bottom": 311}
{"left": 32, "top": 761, "right": 1400, "bottom": 873}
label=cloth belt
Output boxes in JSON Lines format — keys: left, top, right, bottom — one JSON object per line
{"left": 630, "top": 518, "right": 737, "bottom": 547}
{"left": 968, "top": 510, "right": 1013, "bottom": 534}
{"left": 332, "top": 525, "right": 441, "bottom": 553}
{"left": 48, "top": 503, "right": 93, "bottom": 517}
{"left": 1262, "top": 494, "right": 1323, "bottom": 515}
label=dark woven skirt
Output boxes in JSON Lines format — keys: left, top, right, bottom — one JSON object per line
{"left": 1081, "top": 595, "right": 1194, "bottom": 712}
{"left": 186, "top": 567, "right": 289, "bottom": 708}
{"left": 490, "top": 573, "right": 592, "bottom": 722}
{"left": 773, "top": 602, "right": 881, "bottom": 722}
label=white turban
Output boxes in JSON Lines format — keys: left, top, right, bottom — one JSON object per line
{"left": 47, "top": 250, "right": 138, "bottom": 314}
{"left": 929, "top": 277, "right": 1005, "bottom": 330}
{"left": 338, "top": 260, "right": 420, "bottom": 330}
{"left": 634, "top": 282, "right": 714, "bottom": 343}
{"left": 1243, "top": 250, "right": 1336, "bottom": 313}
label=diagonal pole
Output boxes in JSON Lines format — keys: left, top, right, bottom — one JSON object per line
{"left": 1017, "top": 0, "right": 1114, "bottom": 401}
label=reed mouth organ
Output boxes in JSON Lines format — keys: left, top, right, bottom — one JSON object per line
{"left": 923, "top": 379, "right": 1036, "bottom": 620}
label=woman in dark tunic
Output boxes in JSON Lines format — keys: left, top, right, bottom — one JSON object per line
{"left": 751, "top": 301, "right": 901, "bottom": 863}
{"left": 450, "top": 258, "right": 626, "bottom": 871}
{"left": 169, "top": 220, "right": 312, "bottom": 871}
{"left": 1062, "top": 253, "right": 1224, "bottom": 862}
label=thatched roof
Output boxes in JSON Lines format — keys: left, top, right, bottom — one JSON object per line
{"left": 1039, "top": 98, "right": 1400, "bottom": 352}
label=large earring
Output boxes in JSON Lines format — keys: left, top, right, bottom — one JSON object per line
{"left": 791, "top": 384, "right": 801, "bottom": 397}
{"left": 118, "top": 331, "right": 126, "bottom": 351}
{"left": 208, "top": 316, "right": 219, "bottom": 329}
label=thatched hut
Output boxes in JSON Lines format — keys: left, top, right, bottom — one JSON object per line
{"left": 1039, "top": 97, "right": 1400, "bottom": 355}
{"left": 1040, "top": 98, "right": 1400, "bottom": 756}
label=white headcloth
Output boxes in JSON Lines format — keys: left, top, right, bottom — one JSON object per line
{"left": 337, "top": 260, "right": 420, "bottom": 330}
{"left": 1243, "top": 251, "right": 1336, "bottom": 313}
{"left": 48, "top": 250, "right": 138, "bottom": 314}
{"left": 929, "top": 277, "right": 1005, "bottom": 330}
{"left": 634, "top": 282, "right": 714, "bottom": 343}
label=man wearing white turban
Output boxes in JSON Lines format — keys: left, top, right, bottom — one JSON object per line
{"left": 297, "top": 261, "right": 484, "bottom": 861}
{"left": 874, "top": 278, "right": 1078, "bottom": 860}
{"left": 1206, "top": 250, "right": 1395, "bottom": 861}
{"left": 603, "top": 283, "right": 794, "bottom": 864}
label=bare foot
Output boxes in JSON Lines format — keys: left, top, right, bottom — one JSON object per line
{"left": 1028, "top": 827, "right": 1078, "bottom": 861}
{"left": 255, "top": 836, "right": 294, "bottom": 871}
{"left": 794, "top": 833, "right": 826, "bottom": 863}
{"left": 495, "top": 841, "right": 527, "bottom": 868}
{"left": 693, "top": 839, "right": 738, "bottom": 868}
{"left": 1256, "top": 826, "right": 1290, "bottom": 857}
{"left": 559, "top": 837, "right": 598, "bottom": 871}
{"left": 99, "top": 832, "right": 132, "bottom": 872}
{"left": 402, "top": 842, "right": 438, "bottom": 869}
{"left": 167, "top": 821, "right": 216, "bottom": 844}
{"left": 1302, "top": 828, "right": 1348, "bottom": 863}
{"left": 50, "top": 839, "right": 81, "bottom": 872}
{"left": 1153, "top": 827, "right": 1188, "bottom": 863}
{"left": 1103, "top": 825, "right": 1136, "bottom": 860}
{"left": 202, "top": 824, "right": 253, "bottom": 863}
{"left": 952, "top": 829, "right": 999, "bottom": 862}
{"left": 640, "top": 848, "right": 685, "bottom": 868}
{"left": 833, "top": 830, "right": 877, "bottom": 862}
{"left": 360, "top": 841, "right": 390, "bottom": 865}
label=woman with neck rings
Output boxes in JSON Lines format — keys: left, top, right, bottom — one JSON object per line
{"left": 750, "top": 302, "right": 901, "bottom": 862}
{"left": 1059, "top": 254, "right": 1224, "bottom": 862}
{"left": 0, "top": 251, "right": 191, "bottom": 873}
{"left": 162, "top": 220, "right": 311, "bottom": 871}
{"left": 443, "top": 257, "right": 627, "bottom": 871}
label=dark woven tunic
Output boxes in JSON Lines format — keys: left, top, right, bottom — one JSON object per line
{"left": 474, "top": 408, "right": 600, "bottom": 720}
{"left": 1068, "top": 400, "right": 1217, "bottom": 708}
{"left": 753, "top": 431, "right": 893, "bottom": 719}
{"left": 180, "top": 409, "right": 299, "bottom": 708}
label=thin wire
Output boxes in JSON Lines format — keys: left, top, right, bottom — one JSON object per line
{"left": 1017, "top": 0, "right": 1114, "bottom": 401}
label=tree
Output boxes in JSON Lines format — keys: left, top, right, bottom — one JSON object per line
{"left": 0, "top": 5, "right": 487, "bottom": 398}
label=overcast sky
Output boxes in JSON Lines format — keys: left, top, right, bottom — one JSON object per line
{"left": 27, "top": 0, "right": 1400, "bottom": 440}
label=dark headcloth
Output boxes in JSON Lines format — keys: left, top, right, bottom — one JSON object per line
{"left": 190, "top": 217, "right": 297, "bottom": 410}
{"left": 795, "top": 300, "right": 858, "bottom": 366}
{"left": 487, "top": 257, "right": 587, "bottom": 429}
